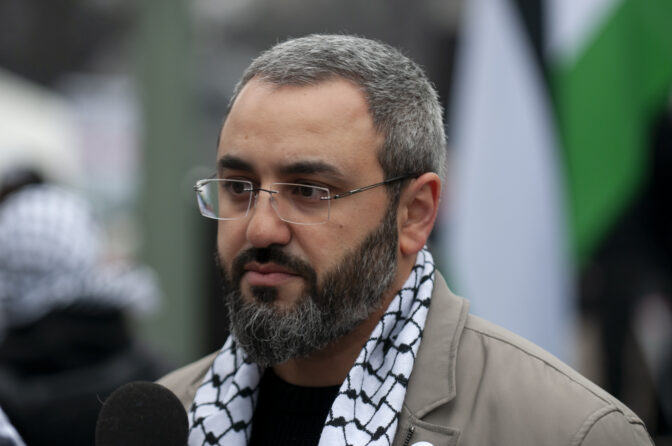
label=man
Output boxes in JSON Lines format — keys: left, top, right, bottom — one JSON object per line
{"left": 160, "top": 34, "right": 653, "bottom": 446}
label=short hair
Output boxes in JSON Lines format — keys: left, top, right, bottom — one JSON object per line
{"left": 227, "top": 34, "right": 447, "bottom": 188}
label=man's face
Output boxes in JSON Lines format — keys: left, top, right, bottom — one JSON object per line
{"left": 215, "top": 78, "right": 401, "bottom": 365}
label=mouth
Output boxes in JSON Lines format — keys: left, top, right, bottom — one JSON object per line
{"left": 242, "top": 262, "right": 301, "bottom": 287}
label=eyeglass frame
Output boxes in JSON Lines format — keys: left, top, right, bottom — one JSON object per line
{"left": 193, "top": 173, "right": 418, "bottom": 225}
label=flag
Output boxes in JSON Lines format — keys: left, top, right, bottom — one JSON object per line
{"left": 548, "top": 0, "right": 672, "bottom": 263}
{"left": 443, "top": 0, "right": 672, "bottom": 361}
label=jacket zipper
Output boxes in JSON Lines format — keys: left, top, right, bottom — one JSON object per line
{"left": 402, "top": 425, "right": 415, "bottom": 446}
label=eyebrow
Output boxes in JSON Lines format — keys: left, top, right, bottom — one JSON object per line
{"left": 277, "top": 160, "right": 343, "bottom": 179}
{"left": 218, "top": 155, "right": 345, "bottom": 180}
{"left": 218, "top": 155, "right": 253, "bottom": 173}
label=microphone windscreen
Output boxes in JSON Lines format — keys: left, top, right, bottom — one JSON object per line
{"left": 95, "top": 381, "right": 188, "bottom": 446}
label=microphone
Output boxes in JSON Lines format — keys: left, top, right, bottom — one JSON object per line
{"left": 95, "top": 381, "right": 188, "bottom": 446}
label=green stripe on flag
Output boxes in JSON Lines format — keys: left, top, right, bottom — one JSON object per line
{"left": 552, "top": 0, "right": 672, "bottom": 265}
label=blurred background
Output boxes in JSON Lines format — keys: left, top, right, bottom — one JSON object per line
{"left": 0, "top": 0, "right": 669, "bottom": 444}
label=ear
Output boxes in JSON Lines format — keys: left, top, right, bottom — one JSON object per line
{"left": 397, "top": 173, "right": 441, "bottom": 257}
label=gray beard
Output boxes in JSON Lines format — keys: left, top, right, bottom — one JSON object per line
{"left": 218, "top": 206, "right": 398, "bottom": 367}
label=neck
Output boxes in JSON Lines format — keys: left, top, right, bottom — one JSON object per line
{"left": 272, "top": 254, "right": 416, "bottom": 387}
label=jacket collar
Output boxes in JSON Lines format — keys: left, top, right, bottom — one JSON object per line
{"left": 404, "top": 272, "right": 469, "bottom": 418}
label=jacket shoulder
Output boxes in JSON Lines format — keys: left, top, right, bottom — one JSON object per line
{"left": 457, "top": 315, "right": 652, "bottom": 445}
{"left": 157, "top": 352, "right": 218, "bottom": 410}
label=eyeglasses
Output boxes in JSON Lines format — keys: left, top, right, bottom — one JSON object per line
{"left": 193, "top": 174, "right": 416, "bottom": 225}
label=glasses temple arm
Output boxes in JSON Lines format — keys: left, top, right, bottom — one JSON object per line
{"left": 327, "top": 174, "right": 418, "bottom": 200}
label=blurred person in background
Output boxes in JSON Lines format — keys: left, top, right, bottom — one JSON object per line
{"left": 0, "top": 179, "right": 172, "bottom": 446}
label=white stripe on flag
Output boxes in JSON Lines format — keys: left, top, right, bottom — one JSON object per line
{"left": 546, "top": 0, "right": 620, "bottom": 64}
{"left": 443, "top": 0, "right": 574, "bottom": 361}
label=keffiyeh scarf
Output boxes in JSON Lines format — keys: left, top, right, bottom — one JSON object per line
{"left": 189, "top": 249, "right": 435, "bottom": 446}
{"left": 0, "top": 185, "right": 159, "bottom": 338}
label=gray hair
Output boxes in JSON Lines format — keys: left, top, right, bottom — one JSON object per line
{"left": 227, "top": 34, "right": 447, "bottom": 186}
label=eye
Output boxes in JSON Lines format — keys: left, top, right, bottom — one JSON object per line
{"left": 222, "top": 180, "right": 251, "bottom": 196}
{"left": 286, "top": 184, "right": 327, "bottom": 201}
{"left": 299, "top": 185, "right": 316, "bottom": 197}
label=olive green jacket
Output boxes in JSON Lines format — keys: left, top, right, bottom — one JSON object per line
{"left": 159, "top": 273, "right": 653, "bottom": 446}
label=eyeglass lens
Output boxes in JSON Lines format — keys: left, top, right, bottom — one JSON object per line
{"left": 196, "top": 180, "right": 330, "bottom": 225}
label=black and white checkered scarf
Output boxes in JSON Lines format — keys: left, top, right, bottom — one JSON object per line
{"left": 0, "top": 185, "right": 159, "bottom": 339}
{"left": 189, "top": 248, "right": 435, "bottom": 446}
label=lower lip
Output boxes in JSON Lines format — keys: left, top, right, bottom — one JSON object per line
{"left": 244, "top": 270, "right": 298, "bottom": 287}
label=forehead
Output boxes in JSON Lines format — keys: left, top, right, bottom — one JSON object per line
{"left": 217, "top": 78, "right": 384, "bottom": 180}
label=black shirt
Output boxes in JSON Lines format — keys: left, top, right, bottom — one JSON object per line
{"left": 249, "top": 368, "right": 340, "bottom": 446}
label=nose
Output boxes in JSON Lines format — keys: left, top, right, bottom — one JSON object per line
{"left": 245, "top": 190, "right": 292, "bottom": 248}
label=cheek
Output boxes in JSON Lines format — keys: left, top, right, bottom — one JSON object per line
{"left": 289, "top": 228, "right": 335, "bottom": 277}
{"left": 217, "top": 221, "right": 246, "bottom": 261}
{"left": 312, "top": 199, "right": 389, "bottom": 267}
{"left": 295, "top": 222, "right": 364, "bottom": 278}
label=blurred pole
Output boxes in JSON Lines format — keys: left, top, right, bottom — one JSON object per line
{"left": 135, "top": 0, "right": 204, "bottom": 363}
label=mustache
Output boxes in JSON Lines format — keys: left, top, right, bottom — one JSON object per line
{"left": 229, "top": 246, "right": 317, "bottom": 285}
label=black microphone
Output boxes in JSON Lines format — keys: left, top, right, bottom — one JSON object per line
{"left": 95, "top": 381, "right": 188, "bottom": 446}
